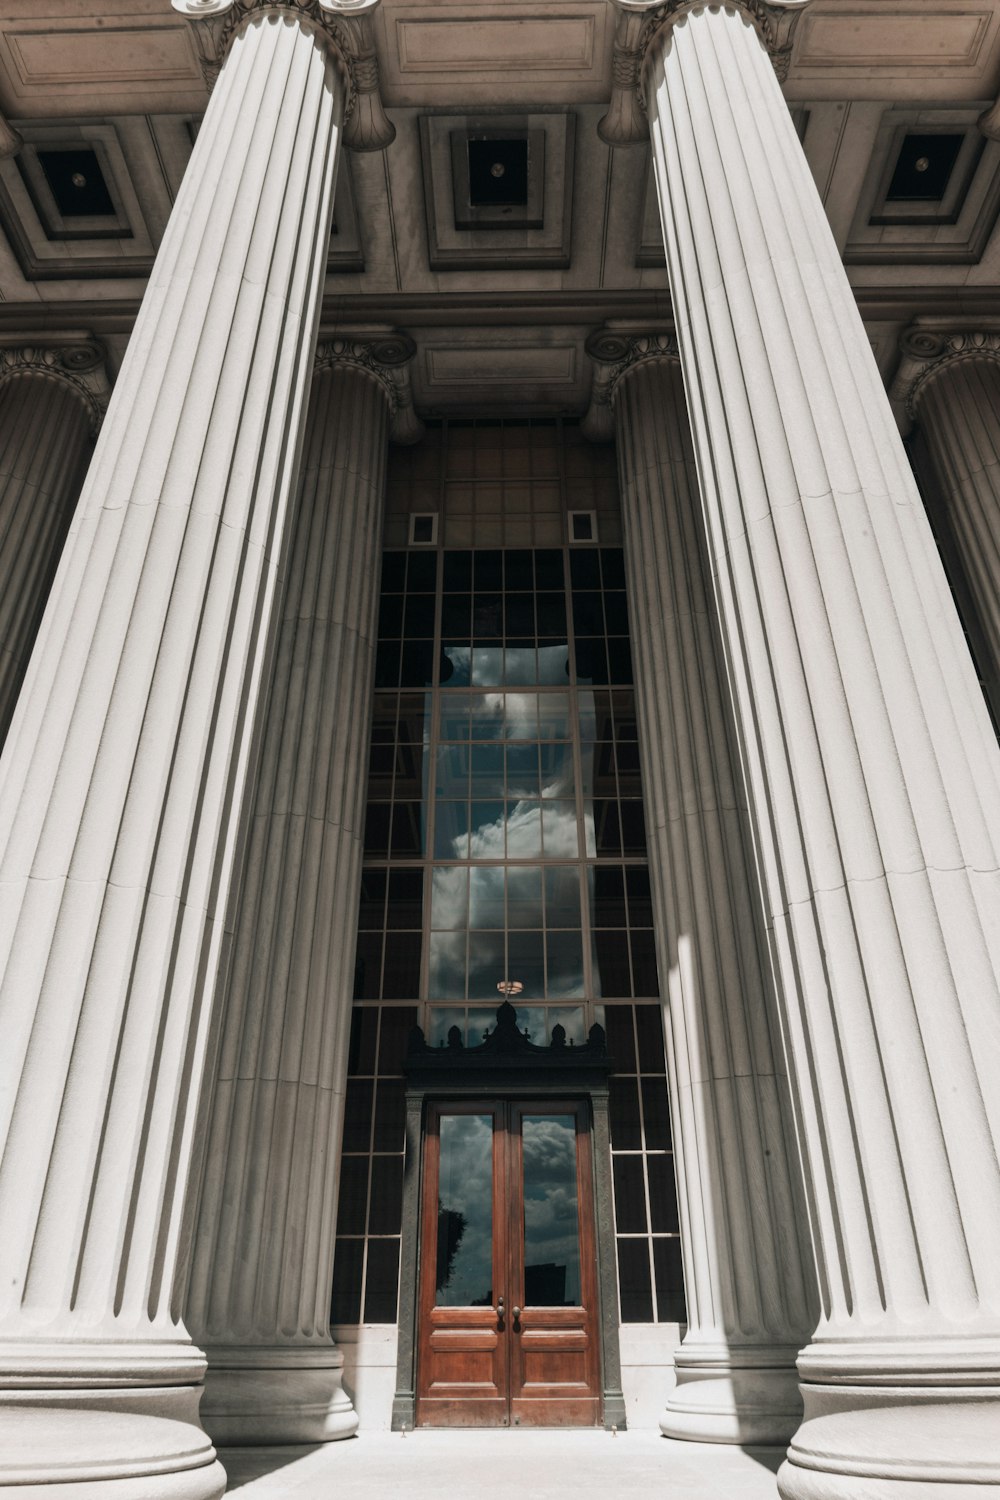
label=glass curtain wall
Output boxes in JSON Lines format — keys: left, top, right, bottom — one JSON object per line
{"left": 332, "top": 420, "right": 685, "bottom": 1329}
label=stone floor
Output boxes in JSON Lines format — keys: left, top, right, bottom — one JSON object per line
{"left": 220, "top": 1430, "right": 785, "bottom": 1499}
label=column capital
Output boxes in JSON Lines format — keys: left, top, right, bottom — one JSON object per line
{"left": 173, "top": 0, "right": 395, "bottom": 151}
{"left": 582, "top": 325, "right": 679, "bottom": 440}
{"left": 0, "top": 337, "right": 110, "bottom": 435}
{"left": 315, "top": 327, "right": 423, "bottom": 444}
{"left": 889, "top": 319, "right": 1000, "bottom": 429}
{"left": 599, "top": 0, "right": 810, "bottom": 146}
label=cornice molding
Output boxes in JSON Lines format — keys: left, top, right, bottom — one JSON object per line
{"left": 0, "top": 339, "right": 110, "bottom": 435}
{"left": 598, "top": 0, "right": 811, "bottom": 147}
{"left": 314, "top": 329, "right": 423, "bottom": 444}
{"left": 0, "top": 108, "right": 21, "bottom": 160}
{"left": 890, "top": 320, "right": 1000, "bottom": 428}
{"left": 979, "top": 95, "right": 1000, "bottom": 142}
{"left": 172, "top": 0, "right": 395, "bottom": 152}
{"left": 582, "top": 326, "right": 679, "bottom": 440}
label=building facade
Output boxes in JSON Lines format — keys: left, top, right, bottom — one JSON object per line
{"left": 0, "top": 1, "right": 999, "bottom": 1497}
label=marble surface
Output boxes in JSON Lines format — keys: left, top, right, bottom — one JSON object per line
{"left": 220, "top": 1431, "right": 784, "bottom": 1500}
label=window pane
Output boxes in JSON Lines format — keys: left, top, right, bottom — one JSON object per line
{"left": 613, "top": 1154, "right": 648, "bottom": 1234}
{"left": 505, "top": 801, "right": 542, "bottom": 858}
{"left": 378, "top": 1006, "right": 418, "bottom": 1073}
{"left": 435, "top": 745, "right": 468, "bottom": 798}
{"left": 331, "top": 1237, "right": 364, "bottom": 1324}
{"left": 373, "top": 1081, "right": 405, "bottom": 1152}
{"left": 602, "top": 1004, "right": 636, "bottom": 1073}
{"left": 647, "top": 1154, "right": 679, "bottom": 1233}
{"left": 381, "top": 931, "right": 421, "bottom": 999}
{"left": 386, "top": 869, "right": 423, "bottom": 929}
{"left": 506, "top": 929, "right": 545, "bottom": 999}
{"left": 522, "top": 1115, "right": 581, "bottom": 1306}
{"left": 368, "top": 1155, "right": 404, "bottom": 1235}
{"left": 364, "top": 1238, "right": 401, "bottom": 1323}
{"left": 635, "top": 1005, "right": 666, "bottom": 1072}
{"left": 594, "top": 929, "right": 630, "bottom": 997}
{"left": 436, "top": 1114, "right": 494, "bottom": 1307}
{"left": 641, "top": 1078, "right": 672, "bottom": 1152}
{"left": 653, "top": 1237, "right": 686, "bottom": 1323}
{"left": 343, "top": 1081, "right": 372, "bottom": 1153}
{"left": 470, "top": 742, "right": 505, "bottom": 797}
{"left": 470, "top": 801, "right": 507, "bottom": 858}
{"left": 466, "top": 931, "right": 505, "bottom": 999}
{"left": 545, "top": 866, "right": 580, "bottom": 928}
{"left": 506, "top": 743, "right": 539, "bottom": 798}
{"left": 469, "top": 866, "right": 505, "bottom": 928}
{"left": 609, "top": 1077, "right": 642, "bottom": 1151}
{"left": 546, "top": 929, "right": 584, "bottom": 998}
{"left": 348, "top": 1006, "right": 378, "bottom": 1074}
{"left": 337, "top": 1156, "right": 369, "bottom": 1235}
{"left": 616, "top": 1238, "right": 653, "bottom": 1323}
{"left": 507, "top": 865, "right": 543, "bottom": 927}
{"left": 431, "top": 867, "right": 468, "bottom": 930}
{"left": 435, "top": 801, "right": 469, "bottom": 859}
{"left": 428, "top": 930, "right": 466, "bottom": 999}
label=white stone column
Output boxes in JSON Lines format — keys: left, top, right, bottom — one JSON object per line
{"left": 587, "top": 331, "right": 816, "bottom": 1443}
{"left": 0, "top": 4, "right": 374, "bottom": 1494}
{"left": 0, "top": 346, "right": 106, "bottom": 745}
{"left": 893, "top": 327, "right": 1000, "bottom": 719}
{"left": 184, "top": 335, "right": 418, "bottom": 1444}
{"left": 622, "top": 1, "right": 1000, "bottom": 1495}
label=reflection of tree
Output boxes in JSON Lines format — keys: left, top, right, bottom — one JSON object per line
{"left": 436, "top": 1200, "right": 467, "bottom": 1292}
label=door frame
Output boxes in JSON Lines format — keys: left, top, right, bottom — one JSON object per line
{"left": 391, "top": 1003, "right": 626, "bottom": 1432}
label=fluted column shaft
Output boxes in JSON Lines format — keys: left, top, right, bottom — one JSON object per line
{"left": 642, "top": 4, "right": 1000, "bottom": 1497}
{"left": 614, "top": 351, "right": 815, "bottom": 1443}
{"left": 0, "top": 10, "right": 345, "bottom": 1498}
{"left": 185, "top": 358, "right": 390, "bottom": 1443}
{"left": 0, "top": 373, "right": 94, "bottom": 745}
{"left": 911, "top": 353, "right": 1000, "bottom": 715}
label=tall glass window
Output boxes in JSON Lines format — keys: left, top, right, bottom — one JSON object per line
{"left": 332, "top": 419, "right": 684, "bottom": 1331}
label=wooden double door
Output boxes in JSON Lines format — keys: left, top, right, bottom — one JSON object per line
{"left": 416, "top": 1099, "right": 601, "bottom": 1428}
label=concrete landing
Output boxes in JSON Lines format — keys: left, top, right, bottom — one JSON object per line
{"left": 220, "top": 1429, "right": 785, "bottom": 1499}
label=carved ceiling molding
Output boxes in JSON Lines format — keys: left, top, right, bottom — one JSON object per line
{"left": 0, "top": 340, "right": 110, "bottom": 435}
{"left": 172, "top": 0, "right": 395, "bottom": 152}
{"left": 891, "top": 321, "right": 1000, "bottom": 426}
{"left": 598, "top": 0, "right": 811, "bottom": 147}
{"left": 314, "top": 330, "right": 423, "bottom": 444}
{"left": 582, "top": 326, "right": 679, "bottom": 440}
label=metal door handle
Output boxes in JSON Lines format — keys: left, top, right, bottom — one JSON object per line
{"left": 495, "top": 1294, "right": 504, "bottom": 1319}
{"left": 512, "top": 1306, "right": 522, "bottom": 1321}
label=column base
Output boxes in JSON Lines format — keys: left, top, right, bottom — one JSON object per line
{"left": 660, "top": 1342, "right": 803, "bottom": 1444}
{"left": 779, "top": 1382, "right": 1000, "bottom": 1500}
{"left": 0, "top": 1391, "right": 225, "bottom": 1499}
{"left": 200, "top": 1344, "right": 358, "bottom": 1444}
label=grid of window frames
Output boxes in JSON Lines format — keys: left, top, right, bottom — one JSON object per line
{"left": 330, "top": 1004, "right": 415, "bottom": 1325}
{"left": 333, "top": 419, "right": 685, "bottom": 1331}
{"left": 604, "top": 1004, "right": 685, "bottom": 1322}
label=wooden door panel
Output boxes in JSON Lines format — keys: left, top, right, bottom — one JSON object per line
{"left": 508, "top": 1103, "right": 601, "bottom": 1425}
{"left": 416, "top": 1098, "right": 601, "bottom": 1428}
{"left": 416, "top": 1103, "right": 507, "bottom": 1427}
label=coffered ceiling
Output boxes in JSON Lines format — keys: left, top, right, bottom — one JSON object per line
{"left": 0, "top": 0, "right": 997, "bottom": 415}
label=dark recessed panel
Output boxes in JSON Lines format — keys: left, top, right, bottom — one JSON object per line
{"left": 468, "top": 138, "right": 529, "bottom": 207}
{"left": 35, "top": 149, "right": 115, "bottom": 218}
{"left": 887, "top": 132, "right": 963, "bottom": 201}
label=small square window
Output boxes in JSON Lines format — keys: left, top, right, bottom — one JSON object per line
{"left": 570, "top": 510, "right": 598, "bottom": 544}
{"left": 409, "top": 513, "right": 438, "bottom": 546}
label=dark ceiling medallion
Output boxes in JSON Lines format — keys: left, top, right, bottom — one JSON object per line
{"left": 404, "top": 1001, "right": 611, "bottom": 1081}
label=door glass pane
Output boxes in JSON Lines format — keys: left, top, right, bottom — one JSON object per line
{"left": 436, "top": 1114, "right": 494, "bottom": 1307}
{"left": 522, "top": 1114, "right": 581, "bottom": 1307}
